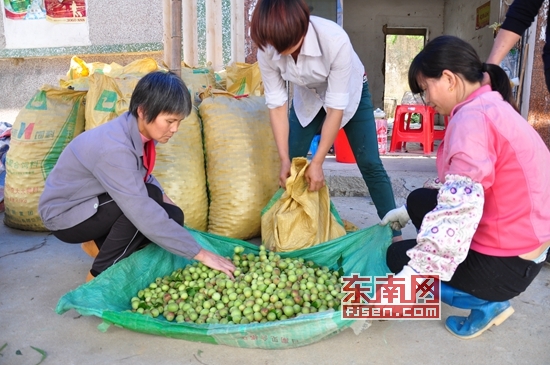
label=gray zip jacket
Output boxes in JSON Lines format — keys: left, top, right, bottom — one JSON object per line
{"left": 38, "top": 112, "right": 201, "bottom": 259}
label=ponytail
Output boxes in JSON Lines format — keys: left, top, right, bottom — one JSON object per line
{"left": 484, "top": 63, "right": 519, "bottom": 112}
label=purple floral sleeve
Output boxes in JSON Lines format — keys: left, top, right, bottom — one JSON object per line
{"left": 407, "top": 174, "right": 484, "bottom": 281}
{"left": 423, "top": 177, "right": 443, "bottom": 190}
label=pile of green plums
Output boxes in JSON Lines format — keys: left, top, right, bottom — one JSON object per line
{"left": 129, "top": 245, "right": 345, "bottom": 324}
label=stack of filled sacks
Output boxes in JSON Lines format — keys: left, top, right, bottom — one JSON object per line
{"left": 4, "top": 57, "right": 280, "bottom": 239}
{"left": 3, "top": 56, "right": 160, "bottom": 231}
{"left": 155, "top": 61, "right": 278, "bottom": 238}
{"left": 149, "top": 63, "right": 218, "bottom": 231}
{"left": 71, "top": 57, "right": 215, "bottom": 232}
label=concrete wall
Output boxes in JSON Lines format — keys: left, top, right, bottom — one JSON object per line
{"left": 0, "top": 53, "right": 163, "bottom": 123}
{"left": 344, "top": 0, "right": 444, "bottom": 108}
{"left": 0, "top": 0, "right": 162, "bottom": 48}
{"left": 309, "top": 0, "right": 337, "bottom": 22}
{"left": 442, "top": 0, "right": 499, "bottom": 61}
{"left": 0, "top": 1, "right": 163, "bottom": 124}
{"left": 89, "top": 1, "right": 162, "bottom": 45}
{"left": 343, "top": 0, "right": 500, "bottom": 109}
{"left": 0, "top": 0, "right": 504, "bottom": 125}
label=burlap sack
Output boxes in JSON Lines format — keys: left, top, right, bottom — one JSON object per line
{"left": 84, "top": 73, "right": 141, "bottom": 130}
{"left": 225, "top": 62, "right": 264, "bottom": 96}
{"left": 4, "top": 86, "right": 86, "bottom": 231}
{"left": 153, "top": 109, "right": 208, "bottom": 231}
{"left": 261, "top": 157, "right": 346, "bottom": 252}
{"left": 198, "top": 95, "right": 280, "bottom": 240}
{"left": 181, "top": 64, "right": 217, "bottom": 106}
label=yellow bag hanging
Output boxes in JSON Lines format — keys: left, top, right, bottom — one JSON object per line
{"left": 261, "top": 157, "right": 346, "bottom": 252}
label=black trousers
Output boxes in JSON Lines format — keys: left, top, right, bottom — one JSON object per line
{"left": 386, "top": 188, "right": 544, "bottom": 302}
{"left": 53, "top": 183, "right": 184, "bottom": 277}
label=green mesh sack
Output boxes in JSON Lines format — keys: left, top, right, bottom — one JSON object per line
{"left": 56, "top": 224, "right": 392, "bottom": 349}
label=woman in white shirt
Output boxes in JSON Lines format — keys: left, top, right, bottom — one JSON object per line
{"left": 250, "top": 0, "right": 401, "bottom": 240}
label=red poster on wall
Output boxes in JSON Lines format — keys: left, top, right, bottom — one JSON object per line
{"left": 3, "top": 0, "right": 32, "bottom": 19}
{"left": 45, "top": 0, "right": 86, "bottom": 22}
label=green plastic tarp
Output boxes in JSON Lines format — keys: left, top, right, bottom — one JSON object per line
{"left": 56, "top": 224, "right": 392, "bottom": 349}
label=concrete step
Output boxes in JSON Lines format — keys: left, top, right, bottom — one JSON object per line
{"left": 323, "top": 149, "right": 437, "bottom": 206}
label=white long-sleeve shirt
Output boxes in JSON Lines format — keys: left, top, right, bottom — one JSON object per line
{"left": 257, "top": 16, "right": 365, "bottom": 128}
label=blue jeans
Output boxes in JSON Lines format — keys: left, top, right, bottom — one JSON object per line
{"left": 288, "top": 81, "right": 399, "bottom": 235}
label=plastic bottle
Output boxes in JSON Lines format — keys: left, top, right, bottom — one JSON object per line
{"left": 374, "top": 108, "right": 386, "bottom": 120}
{"left": 373, "top": 108, "right": 387, "bottom": 155}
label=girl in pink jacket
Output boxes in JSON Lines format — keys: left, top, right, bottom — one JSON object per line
{"left": 382, "top": 35, "right": 550, "bottom": 339}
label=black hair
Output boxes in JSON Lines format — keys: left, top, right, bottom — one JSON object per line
{"left": 408, "top": 35, "right": 518, "bottom": 112}
{"left": 129, "top": 71, "right": 191, "bottom": 123}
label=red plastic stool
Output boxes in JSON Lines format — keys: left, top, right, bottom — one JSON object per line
{"left": 389, "top": 104, "right": 435, "bottom": 154}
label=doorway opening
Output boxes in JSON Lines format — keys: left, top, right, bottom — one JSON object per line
{"left": 382, "top": 28, "right": 426, "bottom": 120}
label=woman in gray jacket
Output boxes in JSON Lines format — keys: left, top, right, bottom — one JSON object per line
{"left": 39, "top": 71, "right": 235, "bottom": 282}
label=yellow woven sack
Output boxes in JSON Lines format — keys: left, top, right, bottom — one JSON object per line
{"left": 261, "top": 157, "right": 346, "bottom": 252}
{"left": 84, "top": 73, "right": 141, "bottom": 130}
{"left": 199, "top": 95, "right": 280, "bottom": 240}
{"left": 60, "top": 56, "right": 123, "bottom": 91}
{"left": 214, "top": 69, "right": 227, "bottom": 90}
{"left": 61, "top": 57, "right": 161, "bottom": 92}
{"left": 181, "top": 64, "right": 217, "bottom": 106}
{"left": 225, "top": 62, "right": 264, "bottom": 96}
{"left": 4, "top": 86, "right": 86, "bottom": 231}
{"left": 118, "top": 58, "right": 161, "bottom": 77}
{"left": 153, "top": 108, "right": 208, "bottom": 231}
{"left": 64, "top": 56, "right": 123, "bottom": 80}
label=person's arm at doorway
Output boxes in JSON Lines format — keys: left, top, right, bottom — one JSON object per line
{"left": 484, "top": 0, "right": 544, "bottom": 84}
{"left": 487, "top": 29, "right": 522, "bottom": 66}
